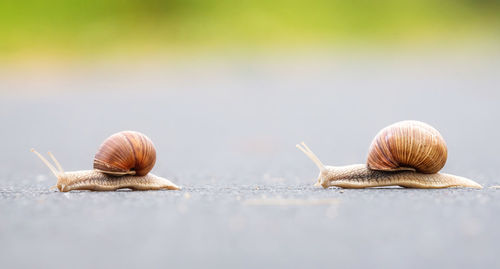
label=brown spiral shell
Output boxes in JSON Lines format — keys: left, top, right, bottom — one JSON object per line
{"left": 366, "top": 121, "right": 447, "bottom": 174}
{"left": 93, "top": 131, "right": 156, "bottom": 176}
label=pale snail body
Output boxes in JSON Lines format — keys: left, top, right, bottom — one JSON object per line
{"left": 297, "top": 121, "right": 482, "bottom": 189}
{"left": 54, "top": 170, "right": 179, "bottom": 192}
{"left": 317, "top": 164, "right": 481, "bottom": 189}
{"left": 32, "top": 131, "right": 180, "bottom": 192}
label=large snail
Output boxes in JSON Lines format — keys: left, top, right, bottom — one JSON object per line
{"left": 32, "top": 131, "right": 180, "bottom": 192}
{"left": 297, "top": 121, "right": 482, "bottom": 189}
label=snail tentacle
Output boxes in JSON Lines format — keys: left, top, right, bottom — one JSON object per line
{"left": 31, "top": 149, "right": 61, "bottom": 177}
{"left": 47, "top": 151, "right": 64, "bottom": 173}
{"left": 32, "top": 149, "right": 62, "bottom": 190}
{"left": 296, "top": 142, "right": 326, "bottom": 172}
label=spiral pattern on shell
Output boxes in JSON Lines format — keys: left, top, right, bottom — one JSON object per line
{"left": 366, "top": 121, "right": 447, "bottom": 174}
{"left": 93, "top": 131, "right": 156, "bottom": 176}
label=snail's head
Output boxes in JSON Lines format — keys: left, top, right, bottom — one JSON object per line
{"left": 54, "top": 174, "right": 70, "bottom": 192}
{"left": 314, "top": 167, "right": 335, "bottom": 188}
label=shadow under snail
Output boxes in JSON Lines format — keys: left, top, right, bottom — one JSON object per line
{"left": 32, "top": 131, "right": 180, "bottom": 192}
{"left": 297, "top": 120, "right": 482, "bottom": 189}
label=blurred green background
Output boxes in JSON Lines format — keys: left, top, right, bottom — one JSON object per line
{"left": 0, "top": 0, "right": 499, "bottom": 61}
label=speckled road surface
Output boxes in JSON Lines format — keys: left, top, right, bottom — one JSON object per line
{"left": 1, "top": 51, "right": 499, "bottom": 268}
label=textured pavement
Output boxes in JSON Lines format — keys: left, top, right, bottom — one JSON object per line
{"left": 1, "top": 50, "right": 499, "bottom": 268}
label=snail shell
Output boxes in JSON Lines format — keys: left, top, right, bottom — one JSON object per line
{"left": 366, "top": 120, "right": 447, "bottom": 174}
{"left": 93, "top": 131, "right": 156, "bottom": 176}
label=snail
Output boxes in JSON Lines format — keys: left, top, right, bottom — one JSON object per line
{"left": 32, "top": 131, "right": 180, "bottom": 192}
{"left": 297, "top": 121, "right": 482, "bottom": 189}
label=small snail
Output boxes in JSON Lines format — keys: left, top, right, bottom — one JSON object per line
{"left": 32, "top": 131, "right": 180, "bottom": 192}
{"left": 297, "top": 121, "right": 482, "bottom": 189}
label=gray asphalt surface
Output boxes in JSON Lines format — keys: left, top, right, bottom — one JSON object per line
{"left": 1, "top": 50, "right": 500, "bottom": 268}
